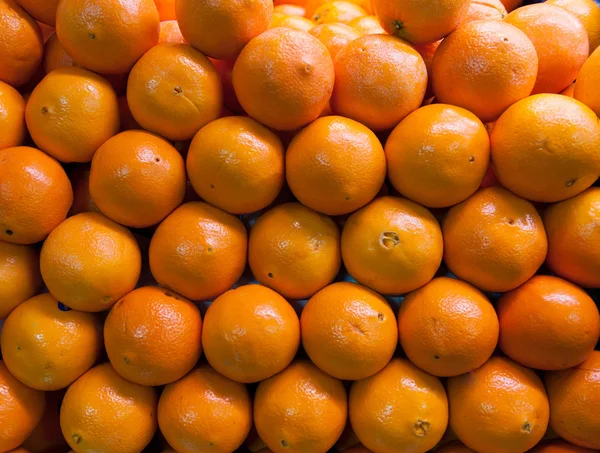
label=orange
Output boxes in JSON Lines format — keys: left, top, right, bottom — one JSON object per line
{"left": 158, "top": 364, "right": 252, "bottom": 453}
{"left": 443, "top": 187, "right": 547, "bottom": 292}
{"left": 490, "top": 94, "right": 600, "bottom": 202}
{"left": 117, "top": 96, "right": 141, "bottom": 131}
{"left": 448, "top": 356, "right": 549, "bottom": 453}
{"left": 255, "top": 360, "right": 347, "bottom": 453}
{"left": 154, "top": 0, "right": 175, "bottom": 20}
{"left": 398, "top": 277, "right": 499, "bottom": 377}
{"left": 68, "top": 165, "right": 100, "bottom": 216}
{"left": 386, "top": 104, "right": 490, "bottom": 208}
{"left": 547, "top": 0, "right": 600, "bottom": 52}
{"left": 0, "top": 81, "right": 26, "bottom": 150}
{"left": 40, "top": 212, "right": 141, "bottom": 312}
{"left": 26, "top": 67, "right": 119, "bottom": 163}
{"left": 530, "top": 440, "right": 599, "bottom": 453}
{"left": 0, "top": 0, "right": 44, "bottom": 87}
{"left": 60, "top": 363, "right": 157, "bottom": 453}
{"left": 348, "top": 15, "right": 385, "bottom": 35}
{"left": 331, "top": 34, "right": 427, "bottom": 131}
{"left": 0, "top": 241, "right": 41, "bottom": 320}
{"left": 544, "top": 188, "right": 600, "bottom": 287}
{"left": 436, "top": 442, "right": 478, "bottom": 453}
{"left": 301, "top": 281, "right": 397, "bottom": 380}
{"left": 15, "top": 0, "right": 59, "bottom": 25}
{"left": 159, "top": 19, "right": 184, "bottom": 43}
{"left": 370, "top": 0, "right": 470, "bottom": 44}
{"left": 187, "top": 116, "right": 285, "bottom": 215}
{"left": 202, "top": 284, "right": 300, "bottom": 383}
{"left": 127, "top": 44, "right": 222, "bottom": 141}
{"left": 463, "top": 0, "right": 507, "bottom": 22}
{"left": 210, "top": 58, "right": 244, "bottom": 114}
{"left": 0, "top": 361, "right": 45, "bottom": 452}
{"left": 432, "top": 20, "right": 538, "bottom": 122}
{"left": 312, "top": 1, "right": 367, "bottom": 24}
{"left": 561, "top": 83, "right": 576, "bottom": 97}
{"left": 232, "top": 27, "right": 334, "bottom": 131}
{"left": 1, "top": 293, "right": 102, "bottom": 391}
{"left": 22, "top": 390, "right": 69, "bottom": 453}
{"left": 305, "top": 0, "right": 373, "bottom": 16}
{"left": 248, "top": 202, "right": 340, "bottom": 300}
{"left": 501, "top": 0, "right": 522, "bottom": 11}
{"left": 308, "top": 23, "right": 362, "bottom": 59}
{"left": 274, "top": 4, "right": 306, "bottom": 15}
{"left": 42, "top": 32, "right": 78, "bottom": 73}
{"left": 545, "top": 351, "right": 600, "bottom": 449}
{"left": 341, "top": 196, "right": 443, "bottom": 295}
{"left": 38, "top": 21, "right": 54, "bottom": 41}
{"left": 104, "top": 286, "right": 203, "bottom": 386}
{"left": 149, "top": 202, "right": 247, "bottom": 301}
{"left": 350, "top": 358, "right": 448, "bottom": 453}
{"left": 413, "top": 39, "right": 442, "bottom": 99}
{"left": 55, "top": 0, "right": 159, "bottom": 74}
{"left": 270, "top": 12, "right": 315, "bottom": 31}
{"left": 574, "top": 46, "right": 600, "bottom": 117}
{"left": 286, "top": 116, "right": 386, "bottom": 215}
{"left": 0, "top": 146, "right": 73, "bottom": 245}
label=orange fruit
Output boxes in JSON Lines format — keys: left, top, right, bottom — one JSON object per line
{"left": 443, "top": 187, "right": 547, "bottom": 292}
{"left": 547, "top": 0, "right": 600, "bottom": 52}
{"left": 40, "top": 212, "right": 141, "bottom": 312}
{"left": 331, "top": 34, "right": 427, "bottom": 131}
{"left": 1, "top": 293, "right": 102, "bottom": 391}
{"left": 305, "top": 0, "right": 372, "bottom": 16}
{"left": 149, "top": 202, "right": 247, "bottom": 301}
{"left": 448, "top": 356, "right": 550, "bottom": 453}
{"left": 254, "top": 360, "right": 348, "bottom": 453}
{"left": 248, "top": 202, "right": 341, "bottom": 300}
{"left": 432, "top": 20, "right": 538, "bottom": 122}
{"left": 127, "top": 44, "right": 222, "bottom": 141}
{"left": 37, "top": 21, "right": 54, "bottom": 41}
{"left": 530, "top": 440, "right": 598, "bottom": 453}
{"left": 202, "top": 284, "right": 300, "bottom": 383}
{"left": 398, "top": 277, "right": 499, "bottom": 377}
{"left": 0, "top": 81, "right": 26, "bottom": 150}
{"left": 0, "top": 146, "right": 73, "bottom": 245}
{"left": 22, "top": 390, "right": 70, "bottom": 453}
{"left": 312, "top": 1, "right": 367, "bottom": 24}
{"left": 370, "top": 0, "right": 470, "bottom": 44}
{"left": 186, "top": 116, "right": 285, "bottom": 215}
{"left": 60, "top": 363, "right": 157, "bottom": 453}
{"left": 463, "top": 0, "right": 507, "bottom": 22}
{"left": 544, "top": 188, "right": 600, "bottom": 288}
{"left": 159, "top": 19, "right": 184, "bottom": 43}
{"left": 348, "top": 15, "right": 385, "bottom": 35}
{"left": 413, "top": 39, "right": 442, "bottom": 99}
{"left": 0, "top": 361, "right": 45, "bottom": 452}
{"left": 158, "top": 364, "right": 252, "bottom": 453}
{"left": 274, "top": 4, "right": 306, "bottom": 15}
{"left": 55, "top": 0, "right": 159, "bottom": 74}
{"left": 154, "top": 0, "right": 175, "bottom": 20}
{"left": 68, "top": 165, "right": 100, "bottom": 216}
{"left": 117, "top": 96, "right": 141, "bottom": 131}
{"left": 0, "top": 0, "right": 44, "bottom": 87}
{"left": 0, "top": 241, "right": 41, "bottom": 320}
{"left": 490, "top": 94, "right": 600, "bottom": 202}
{"left": 210, "top": 58, "right": 244, "bottom": 114}
{"left": 42, "top": 32, "right": 78, "bottom": 73}
{"left": 232, "top": 27, "right": 334, "bottom": 131}
{"left": 545, "top": 351, "right": 600, "bottom": 449}
{"left": 301, "top": 281, "right": 397, "bottom": 380}
{"left": 561, "top": 83, "right": 576, "bottom": 97}
{"left": 15, "top": 0, "right": 59, "bottom": 25}
{"left": 385, "top": 104, "right": 490, "bottom": 208}
{"left": 350, "top": 358, "right": 448, "bottom": 453}
{"left": 574, "top": 46, "right": 600, "bottom": 117}
{"left": 501, "top": 0, "right": 522, "bottom": 11}
{"left": 26, "top": 67, "right": 119, "bottom": 163}
{"left": 341, "top": 196, "right": 443, "bottom": 295}
{"left": 308, "top": 22, "right": 362, "bottom": 59}
{"left": 286, "top": 116, "right": 386, "bottom": 215}
{"left": 270, "top": 12, "right": 315, "bottom": 31}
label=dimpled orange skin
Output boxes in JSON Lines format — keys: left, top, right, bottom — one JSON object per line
{"left": 270, "top": 12, "right": 315, "bottom": 32}
{"left": 149, "top": 202, "right": 247, "bottom": 301}
{"left": 386, "top": 104, "right": 490, "bottom": 208}
{"left": 448, "top": 357, "right": 549, "bottom": 453}
{"left": 309, "top": 23, "right": 362, "bottom": 59}
{"left": 42, "top": 32, "right": 79, "bottom": 73}
{"left": 348, "top": 15, "right": 385, "bottom": 35}
{"left": 26, "top": 67, "right": 120, "bottom": 163}
{"left": 15, "top": 0, "right": 59, "bottom": 25}
{"left": 330, "top": 34, "right": 427, "bottom": 131}
{"left": 202, "top": 284, "right": 300, "bottom": 383}
{"left": 248, "top": 202, "right": 341, "bottom": 300}
{"left": 443, "top": 187, "right": 547, "bottom": 293}
{"left": 233, "top": 27, "right": 334, "bottom": 131}
{"left": 255, "top": 360, "right": 348, "bottom": 453}
{"left": 159, "top": 20, "right": 184, "bottom": 43}
{"left": 0, "top": 146, "right": 73, "bottom": 245}
{"left": 187, "top": 116, "right": 285, "bottom": 215}
{"left": 1, "top": 293, "right": 103, "bottom": 391}
{"left": 127, "top": 44, "right": 222, "bottom": 141}
{"left": 530, "top": 440, "right": 599, "bottom": 453}
{"left": 40, "top": 212, "right": 141, "bottom": 312}
{"left": 312, "top": 1, "right": 367, "bottom": 24}
{"left": 55, "top": 0, "right": 159, "bottom": 74}
{"left": 301, "top": 282, "right": 397, "bottom": 380}
{"left": 490, "top": 94, "right": 600, "bottom": 203}
{"left": 154, "top": 0, "right": 175, "bottom": 20}
{"left": 574, "top": 47, "right": 600, "bottom": 117}
{"left": 545, "top": 351, "right": 600, "bottom": 449}
{"left": 60, "top": 363, "right": 157, "bottom": 453}
{"left": 350, "top": 358, "right": 448, "bottom": 453}
{"left": 0, "top": 81, "right": 26, "bottom": 150}
{"left": 158, "top": 364, "right": 252, "bottom": 453}
{"left": 463, "top": 0, "right": 507, "bottom": 22}
{"left": 0, "top": 241, "right": 41, "bottom": 320}
{"left": 341, "top": 196, "right": 443, "bottom": 295}
{"left": 286, "top": 116, "right": 386, "bottom": 216}
{"left": 0, "top": 361, "right": 45, "bottom": 452}
{"left": 432, "top": 20, "right": 538, "bottom": 122}
{"left": 547, "top": 0, "right": 600, "bottom": 53}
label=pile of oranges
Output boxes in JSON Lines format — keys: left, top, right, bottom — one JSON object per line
{"left": 1, "top": 0, "right": 600, "bottom": 452}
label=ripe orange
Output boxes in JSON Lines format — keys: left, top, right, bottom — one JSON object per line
{"left": 463, "top": 0, "right": 507, "bottom": 22}
{"left": 149, "top": 202, "right": 247, "bottom": 301}
{"left": 274, "top": 4, "right": 306, "bottom": 16}
{"left": 270, "top": 12, "right": 315, "bottom": 31}
{"left": 22, "top": 390, "right": 70, "bottom": 453}
{"left": 448, "top": 357, "right": 549, "bottom": 453}
{"left": 491, "top": 94, "right": 600, "bottom": 202}
{"left": 350, "top": 358, "right": 448, "bottom": 453}
{"left": 68, "top": 165, "right": 100, "bottom": 216}
{"left": 0, "top": 241, "right": 41, "bottom": 319}
{"left": 0, "top": 81, "right": 26, "bottom": 150}
{"left": 42, "top": 32, "right": 78, "bottom": 73}
{"left": 341, "top": 196, "right": 443, "bottom": 295}
{"left": 233, "top": 27, "right": 334, "bottom": 131}
{"left": 331, "top": 34, "right": 427, "bottom": 131}
{"left": 305, "top": 0, "right": 373, "bottom": 16}
{"left": 154, "top": 0, "right": 175, "bottom": 20}
{"left": 255, "top": 360, "right": 348, "bottom": 453}
{"left": 158, "top": 364, "right": 252, "bottom": 453}
{"left": 561, "top": 83, "right": 576, "bottom": 97}
{"left": 312, "top": 1, "right": 367, "bottom": 24}
{"left": 413, "top": 39, "right": 442, "bottom": 99}
{"left": 308, "top": 22, "right": 362, "bottom": 58}
{"left": 574, "top": 46, "right": 600, "bottom": 117}
{"left": 530, "top": 440, "right": 598, "bottom": 453}
{"left": 348, "top": 15, "right": 385, "bottom": 35}
{"left": 248, "top": 202, "right": 341, "bottom": 300}
{"left": 159, "top": 19, "right": 184, "bottom": 43}
{"left": 443, "top": 187, "right": 547, "bottom": 292}
{"left": 547, "top": 0, "right": 600, "bottom": 53}
{"left": 15, "top": 0, "right": 59, "bottom": 25}
{"left": 432, "top": 20, "right": 538, "bottom": 122}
